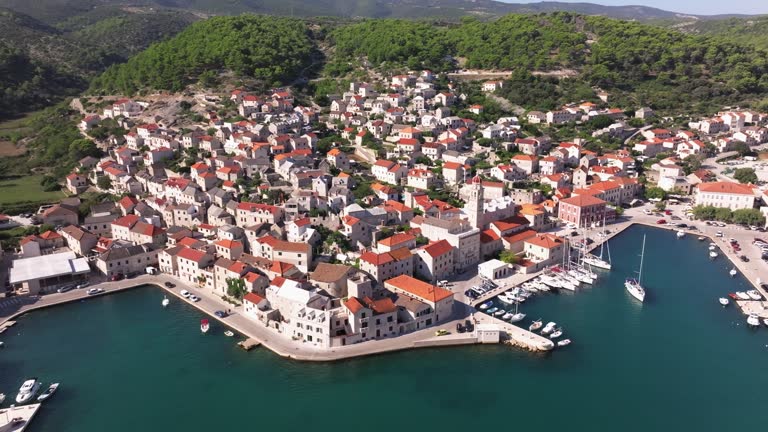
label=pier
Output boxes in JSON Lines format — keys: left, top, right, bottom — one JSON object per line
{"left": 238, "top": 338, "right": 260, "bottom": 351}
{"left": 0, "top": 404, "right": 40, "bottom": 432}
{"left": 475, "top": 314, "right": 554, "bottom": 351}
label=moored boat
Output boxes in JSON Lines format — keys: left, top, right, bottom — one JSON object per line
{"left": 747, "top": 314, "right": 760, "bottom": 326}
{"left": 37, "top": 383, "right": 59, "bottom": 402}
{"left": 162, "top": 296, "right": 170, "bottom": 307}
{"left": 0, "top": 393, "right": 5, "bottom": 405}
{"left": 200, "top": 319, "right": 210, "bottom": 333}
{"left": 698, "top": 236, "right": 705, "bottom": 241}
{"left": 493, "top": 309, "right": 506, "bottom": 317}
{"left": 557, "top": 339, "right": 571, "bottom": 347}
{"left": 709, "top": 251, "right": 718, "bottom": 259}
{"left": 550, "top": 328, "right": 563, "bottom": 339}
{"left": 15, "top": 378, "right": 41, "bottom": 404}
{"left": 486, "top": 307, "right": 499, "bottom": 315}
{"left": 746, "top": 290, "right": 762, "bottom": 300}
{"left": 729, "top": 268, "right": 738, "bottom": 277}
{"left": 736, "top": 292, "right": 750, "bottom": 300}
{"left": 728, "top": 293, "right": 738, "bottom": 300}
{"left": 529, "top": 319, "right": 543, "bottom": 331}
{"left": 508, "top": 313, "right": 526, "bottom": 323}
{"left": 676, "top": 230, "right": 685, "bottom": 238}
{"left": 541, "top": 322, "right": 557, "bottom": 335}
{"left": 479, "top": 301, "right": 493, "bottom": 310}
{"left": 224, "top": 330, "right": 235, "bottom": 337}
{"left": 719, "top": 297, "right": 729, "bottom": 306}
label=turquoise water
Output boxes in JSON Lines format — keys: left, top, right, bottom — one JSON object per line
{"left": 2, "top": 225, "right": 768, "bottom": 432}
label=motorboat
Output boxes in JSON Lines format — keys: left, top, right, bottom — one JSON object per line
{"left": 15, "top": 378, "right": 41, "bottom": 404}
{"left": 479, "top": 301, "right": 493, "bottom": 310}
{"left": 541, "top": 322, "right": 557, "bottom": 335}
{"left": 37, "top": 383, "right": 59, "bottom": 402}
{"left": 529, "top": 319, "right": 543, "bottom": 331}
{"left": 676, "top": 230, "right": 685, "bottom": 238}
{"left": 508, "top": 313, "right": 526, "bottom": 323}
{"left": 709, "top": 251, "right": 718, "bottom": 259}
{"left": 735, "top": 292, "right": 751, "bottom": 300}
{"left": 486, "top": 307, "right": 499, "bottom": 315}
{"left": 557, "top": 339, "right": 572, "bottom": 347}
{"left": 0, "top": 393, "right": 5, "bottom": 405}
{"left": 719, "top": 297, "right": 730, "bottom": 306}
{"left": 493, "top": 309, "right": 506, "bottom": 317}
{"left": 502, "top": 311, "right": 514, "bottom": 320}
{"left": 698, "top": 236, "right": 705, "bottom": 241}
{"left": 200, "top": 319, "right": 210, "bottom": 333}
{"left": 729, "top": 268, "right": 738, "bottom": 277}
{"left": 224, "top": 331, "right": 235, "bottom": 337}
{"left": 550, "top": 329, "right": 563, "bottom": 339}
{"left": 747, "top": 314, "right": 760, "bottom": 326}
{"left": 162, "top": 296, "right": 170, "bottom": 307}
{"left": 746, "top": 290, "right": 763, "bottom": 301}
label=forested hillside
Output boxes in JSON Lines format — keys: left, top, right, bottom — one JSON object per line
{"left": 677, "top": 16, "right": 768, "bottom": 51}
{"left": 330, "top": 13, "right": 768, "bottom": 112}
{"left": 89, "top": 15, "right": 316, "bottom": 94}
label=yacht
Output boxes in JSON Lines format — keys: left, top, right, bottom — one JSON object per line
{"left": 729, "top": 268, "right": 738, "bottom": 277}
{"left": 15, "top": 378, "right": 41, "bottom": 404}
{"left": 529, "top": 319, "right": 543, "bottom": 331}
{"left": 200, "top": 319, "right": 210, "bottom": 333}
{"left": 735, "top": 292, "right": 750, "bottom": 300}
{"left": 539, "top": 274, "right": 562, "bottom": 288}
{"left": 746, "top": 290, "right": 763, "bottom": 301}
{"left": 479, "top": 301, "right": 493, "bottom": 310}
{"left": 625, "top": 234, "right": 647, "bottom": 303}
{"left": 557, "top": 276, "right": 577, "bottom": 292}
{"left": 709, "top": 251, "right": 719, "bottom": 259}
{"left": 0, "top": 393, "right": 5, "bottom": 405}
{"left": 568, "top": 270, "right": 593, "bottom": 284}
{"left": 719, "top": 297, "right": 730, "bottom": 306}
{"left": 557, "top": 339, "right": 572, "bottom": 347}
{"left": 541, "top": 322, "right": 557, "bottom": 335}
{"left": 676, "top": 230, "right": 685, "bottom": 239}
{"left": 747, "top": 314, "right": 761, "bottom": 326}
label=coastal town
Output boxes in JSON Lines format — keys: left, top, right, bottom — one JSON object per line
{"left": 3, "top": 69, "right": 768, "bottom": 360}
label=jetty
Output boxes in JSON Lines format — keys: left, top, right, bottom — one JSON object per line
{"left": 475, "top": 314, "right": 554, "bottom": 351}
{"left": 238, "top": 338, "right": 260, "bottom": 351}
{"left": 0, "top": 403, "right": 41, "bottom": 432}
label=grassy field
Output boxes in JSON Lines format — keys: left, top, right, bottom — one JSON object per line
{"left": 0, "top": 175, "right": 65, "bottom": 207}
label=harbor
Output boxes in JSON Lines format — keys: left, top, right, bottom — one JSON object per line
{"left": 0, "top": 404, "right": 40, "bottom": 432}
{"left": 1, "top": 226, "right": 767, "bottom": 432}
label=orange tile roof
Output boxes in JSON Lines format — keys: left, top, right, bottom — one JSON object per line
{"left": 526, "top": 234, "right": 564, "bottom": 249}
{"left": 422, "top": 239, "right": 453, "bottom": 258}
{"left": 344, "top": 297, "right": 366, "bottom": 314}
{"left": 379, "top": 233, "right": 415, "bottom": 247}
{"left": 385, "top": 275, "right": 453, "bottom": 303}
{"left": 360, "top": 251, "right": 394, "bottom": 266}
{"left": 697, "top": 181, "right": 755, "bottom": 195}
{"left": 243, "top": 292, "right": 266, "bottom": 304}
{"left": 560, "top": 194, "right": 606, "bottom": 207}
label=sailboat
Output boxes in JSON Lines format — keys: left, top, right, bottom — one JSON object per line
{"left": 200, "top": 319, "right": 210, "bottom": 333}
{"left": 625, "top": 234, "right": 647, "bottom": 302}
{"left": 508, "top": 300, "right": 526, "bottom": 323}
{"left": 582, "top": 217, "right": 612, "bottom": 270}
{"left": 162, "top": 295, "right": 170, "bottom": 307}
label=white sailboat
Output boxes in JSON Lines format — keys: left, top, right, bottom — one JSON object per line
{"left": 529, "top": 319, "right": 543, "bottom": 331}
{"left": 582, "top": 217, "right": 612, "bottom": 270}
{"left": 625, "top": 234, "right": 647, "bottom": 302}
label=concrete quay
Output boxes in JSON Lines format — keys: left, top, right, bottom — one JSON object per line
{"left": 475, "top": 313, "right": 554, "bottom": 351}
{"left": 0, "top": 404, "right": 40, "bottom": 432}
{"left": 0, "top": 274, "right": 489, "bottom": 362}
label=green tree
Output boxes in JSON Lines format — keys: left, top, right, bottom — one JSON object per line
{"left": 732, "top": 208, "right": 766, "bottom": 226}
{"left": 645, "top": 187, "right": 667, "bottom": 201}
{"left": 692, "top": 205, "right": 717, "bottom": 220}
{"left": 715, "top": 207, "right": 733, "bottom": 222}
{"left": 499, "top": 250, "right": 521, "bottom": 264}
{"left": 97, "top": 176, "right": 112, "bottom": 190}
{"left": 734, "top": 168, "right": 758, "bottom": 184}
{"left": 225, "top": 277, "right": 246, "bottom": 300}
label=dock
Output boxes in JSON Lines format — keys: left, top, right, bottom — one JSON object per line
{"left": 0, "top": 403, "right": 41, "bottom": 432}
{"left": 238, "top": 338, "right": 260, "bottom": 351}
{"left": 475, "top": 314, "right": 554, "bottom": 351}
{"left": 0, "top": 321, "right": 15, "bottom": 335}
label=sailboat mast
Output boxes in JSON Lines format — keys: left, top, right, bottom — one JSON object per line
{"left": 638, "top": 234, "right": 646, "bottom": 283}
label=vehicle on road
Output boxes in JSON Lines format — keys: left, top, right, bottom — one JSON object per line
{"left": 86, "top": 288, "right": 104, "bottom": 296}
{"left": 164, "top": 282, "right": 175, "bottom": 288}
{"left": 180, "top": 290, "right": 190, "bottom": 298}
{"left": 214, "top": 310, "right": 228, "bottom": 318}
{"left": 656, "top": 219, "right": 666, "bottom": 224}
{"left": 110, "top": 273, "right": 124, "bottom": 281}
{"left": 189, "top": 295, "right": 200, "bottom": 302}
{"left": 57, "top": 285, "right": 75, "bottom": 293}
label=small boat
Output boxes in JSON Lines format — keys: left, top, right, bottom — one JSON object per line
{"left": 736, "top": 291, "right": 751, "bottom": 300}
{"left": 0, "top": 393, "right": 5, "bottom": 405}
{"left": 502, "top": 311, "right": 514, "bottom": 320}
{"left": 698, "top": 236, "right": 705, "bottom": 241}
{"left": 550, "top": 329, "right": 563, "bottom": 339}
{"left": 15, "top": 378, "right": 41, "bottom": 404}
{"left": 728, "top": 293, "right": 738, "bottom": 300}
{"left": 719, "top": 297, "right": 730, "bottom": 306}
{"left": 162, "top": 296, "right": 170, "bottom": 307}
{"left": 479, "top": 301, "right": 493, "bottom": 310}
{"left": 0, "top": 341, "right": 4, "bottom": 348}
{"left": 557, "top": 339, "right": 572, "bottom": 347}
{"left": 493, "top": 309, "right": 506, "bottom": 317}
{"left": 37, "top": 383, "right": 59, "bottom": 402}
{"left": 709, "top": 245, "right": 716, "bottom": 251}
{"left": 709, "top": 251, "right": 718, "bottom": 259}
{"left": 529, "top": 319, "right": 543, "bottom": 331}
{"left": 486, "top": 307, "right": 499, "bottom": 315}
{"left": 508, "top": 313, "right": 526, "bottom": 323}
{"left": 747, "top": 314, "right": 760, "bottom": 326}
{"left": 676, "top": 230, "right": 685, "bottom": 238}
{"left": 746, "top": 290, "right": 763, "bottom": 300}
{"left": 729, "top": 268, "right": 738, "bottom": 277}
{"left": 541, "top": 322, "right": 557, "bottom": 335}
{"left": 200, "top": 319, "right": 210, "bottom": 333}
{"left": 224, "top": 330, "right": 235, "bottom": 337}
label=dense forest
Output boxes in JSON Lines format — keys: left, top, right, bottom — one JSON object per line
{"left": 677, "top": 16, "right": 768, "bottom": 51}
{"left": 329, "top": 14, "right": 768, "bottom": 112}
{"left": 89, "top": 15, "right": 316, "bottom": 94}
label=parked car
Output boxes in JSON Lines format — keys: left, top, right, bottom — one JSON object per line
{"left": 189, "top": 295, "right": 200, "bottom": 302}
{"left": 76, "top": 282, "right": 89, "bottom": 289}
{"left": 86, "top": 288, "right": 104, "bottom": 296}
{"left": 214, "top": 310, "right": 228, "bottom": 318}
{"left": 740, "top": 255, "right": 750, "bottom": 262}
{"left": 164, "top": 282, "right": 175, "bottom": 288}
{"left": 110, "top": 273, "right": 124, "bottom": 281}
{"left": 656, "top": 219, "right": 667, "bottom": 224}
{"left": 57, "top": 285, "right": 75, "bottom": 293}
{"left": 665, "top": 210, "right": 672, "bottom": 215}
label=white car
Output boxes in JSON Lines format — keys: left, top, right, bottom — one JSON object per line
{"left": 180, "top": 290, "right": 190, "bottom": 298}
{"left": 86, "top": 288, "right": 104, "bottom": 296}
{"left": 189, "top": 295, "right": 200, "bottom": 302}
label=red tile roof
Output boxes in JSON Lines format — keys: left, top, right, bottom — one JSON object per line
{"left": 697, "top": 181, "right": 755, "bottom": 195}
{"left": 422, "top": 239, "right": 453, "bottom": 258}
{"left": 385, "top": 275, "right": 453, "bottom": 303}
{"left": 243, "top": 292, "right": 266, "bottom": 304}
